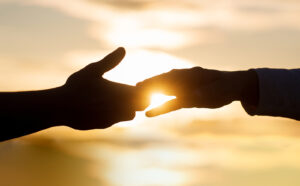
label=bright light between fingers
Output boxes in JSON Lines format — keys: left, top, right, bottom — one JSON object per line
{"left": 147, "top": 93, "right": 176, "bottom": 111}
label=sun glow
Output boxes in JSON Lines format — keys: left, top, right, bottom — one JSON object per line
{"left": 66, "top": 49, "right": 194, "bottom": 126}
{"left": 67, "top": 49, "right": 232, "bottom": 124}
{"left": 67, "top": 49, "right": 193, "bottom": 85}
{"left": 147, "top": 93, "right": 175, "bottom": 111}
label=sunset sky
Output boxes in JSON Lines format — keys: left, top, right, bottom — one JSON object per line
{"left": 0, "top": 0, "right": 300, "bottom": 186}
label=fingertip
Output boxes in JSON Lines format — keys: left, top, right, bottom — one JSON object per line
{"left": 134, "top": 100, "right": 150, "bottom": 112}
{"left": 116, "top": 47, "right": 126, "bottom": 55}
{"left": 128, "top": 111, "right": 136, "bottom": 120}
{"left": 145, "top": 111, "right": 155, "bottom": 117}
{"left": 146, "top": 107, "right": 164, "bottom": 117}
{"left": 108, "top": 47, "right": 125, "bottom": 60}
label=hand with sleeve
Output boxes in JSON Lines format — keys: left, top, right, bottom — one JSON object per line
{"left": 137, "top": 67, "right": 259, "bottom": 117}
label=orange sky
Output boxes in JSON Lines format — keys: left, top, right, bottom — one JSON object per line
{"left": 0, "top": 1, "right": 300, "bottom": 186}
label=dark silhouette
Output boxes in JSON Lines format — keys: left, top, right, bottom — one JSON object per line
{"left": 1, "top": 47, "right": 299, "bottom": 141}
{"left": 0, "top": 47, "right": 149, "bottom": 141}
{"left": 137, "top": 67, "right": 300, "bottom": 120}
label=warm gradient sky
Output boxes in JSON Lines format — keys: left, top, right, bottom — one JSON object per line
{"left": 0, "top": 0, "right": 300, "bottom": 186}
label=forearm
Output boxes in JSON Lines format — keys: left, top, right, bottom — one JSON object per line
{"left": 0, "top": 87, "right": 65, "bottom": 141}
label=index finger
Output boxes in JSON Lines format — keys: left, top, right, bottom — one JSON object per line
{"left": 136, "top": 69, "right": 183, "bottom": 95}
{"left": 137, "top": 68, "right": 200, "bottom": 97}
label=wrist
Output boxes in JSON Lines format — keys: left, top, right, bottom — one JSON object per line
{"left": 239, "top": 70, "right": 259, "bottom": 112}
{"left": 34, "top": 86, "right": 68, "bottom": 128}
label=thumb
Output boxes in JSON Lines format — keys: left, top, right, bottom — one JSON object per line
{"left": 146, "top": 98, "right": 183, "bottom": 117}
{"left": 84, "top": 47, "right": 126, "bottom": 77}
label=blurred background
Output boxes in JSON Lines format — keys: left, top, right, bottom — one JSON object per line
{"left": 0, "top": 0, "right": 300, "bottom": 185}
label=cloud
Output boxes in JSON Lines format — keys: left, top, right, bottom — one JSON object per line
{"left": 163, "top": 117, "right": 300, "bottom": 137}
{"left": 89, "top": 0, "right": 155, "bottom": 10}
{"left": 1, "top": 2, "right": 300, "bottom": 185}
{"left": 17, "top": 119, "right": 300, "bottom": 186}
{"left": 12, "top": 0, "right": 299, "bottom": 54}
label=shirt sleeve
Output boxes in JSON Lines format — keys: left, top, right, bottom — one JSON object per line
{"left": 243, "top": 68, "right": 300, "bottom": 121}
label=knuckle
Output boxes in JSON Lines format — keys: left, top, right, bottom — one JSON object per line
{"left": 170, "top": 69, "right": 179, "bottom": 73}
{"left": 81, "top": 63, "right": 94, "bottom": 72}
{"left": 191, "top": 66, "right": 203, "bottom": 73}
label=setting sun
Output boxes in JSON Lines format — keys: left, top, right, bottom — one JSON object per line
{"left": 1, "top": 1, "right": 300, "bottom": 186}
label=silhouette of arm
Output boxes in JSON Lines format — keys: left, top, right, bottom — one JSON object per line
{"left": 137, "top": 67, "right": 300, "bottom": 121}
{"left": 0, "top": 88, "right": 66, "bottom": 141}
{"left": 0, "top": 47, "right": 148, "bottom": 141}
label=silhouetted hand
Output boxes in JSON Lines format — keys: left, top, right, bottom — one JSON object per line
{"left": 137, "top": 67, "right": 258, "bottom": 117}
{"left": 0, "top": 47, "right": 149, "bottom": 141}
{"left": 61, "top": 47, "right": 147, "bottom": 130}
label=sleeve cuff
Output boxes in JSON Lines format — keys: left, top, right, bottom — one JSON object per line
{"left": 243, "top": 68, "right": 300, "bottom": 120}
